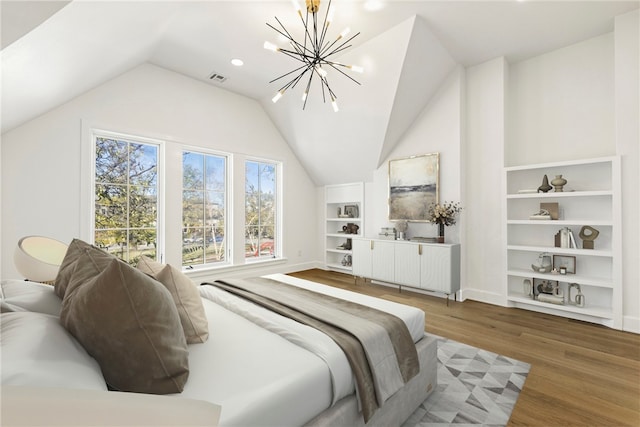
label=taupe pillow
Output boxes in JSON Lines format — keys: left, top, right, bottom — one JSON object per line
{"left": 137, "top": 256, "right": 209, "bottom": 344}
{"left": 60, "top": 258, "right": 189, "bottom": 394}
{"left": 54, "top": 239, "right": 114, "bottom": 299}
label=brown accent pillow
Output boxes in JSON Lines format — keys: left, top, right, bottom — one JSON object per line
{"left": 54, "top": 239, "right": 114, "bottom": 299}
{"left": 60, "top": 258, "right": 189, "bottom": 394}
{"left": 137, "top": 256, "right": 209, "bottom": 344}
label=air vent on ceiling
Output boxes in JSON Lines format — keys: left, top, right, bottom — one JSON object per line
{"left": 208, "top": 72, "right": 227, "bottom": 83}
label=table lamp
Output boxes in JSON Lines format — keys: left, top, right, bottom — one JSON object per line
{"left": 14, "top": 236, "right": 68, "bottom": 283}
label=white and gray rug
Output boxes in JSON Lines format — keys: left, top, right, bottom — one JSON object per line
{"left": 403, "top": 337, "right": 531, "bottom": 427}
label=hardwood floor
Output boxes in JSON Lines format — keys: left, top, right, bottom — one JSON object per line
{"left": 288, "top": 269, "right": 640, "bottom": 427}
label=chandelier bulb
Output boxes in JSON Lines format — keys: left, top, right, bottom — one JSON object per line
{"left": 315, "top": 65, "right": 328, "bottom": 78}
{"left": 349, "top": 65, "right": 364, "bottom": 73}
{"left": 339, "top": 27, "right": 351, "bottom": 39}
{"left": 264, "top": 41, "right": 280, "bottom": 52}
{"left": 272, "top": 90, "right": 285, "bottom": 103}
{"left": 331, "top": 97, "right": 339, "bottom": 112}
{"left": 302, "top": 91, "right": 308, "bottom": 102}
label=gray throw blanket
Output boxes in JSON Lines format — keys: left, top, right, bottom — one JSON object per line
{"left": 202, "top": 277, "right": 419, "bottom": 423}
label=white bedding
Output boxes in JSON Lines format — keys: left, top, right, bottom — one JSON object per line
{"left": 191, "top": 274, "right": 426, "bottom": 427}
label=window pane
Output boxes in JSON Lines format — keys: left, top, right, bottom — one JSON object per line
{"left": 182, "top": 151, "right": 227, "bottom": 268}
{"left": 206, "top": 156, "right": 225, "bottom": 192}
{"left": 245, "top": 160, "right": 278, "bottom": 260}
{"left": 183, "top": 190, "right": 204, "bottom": 227}
{"left": 183, "top": 152, "right": 204, "bottom": 190}
{"left": 95, "top": 138, "right": 127, "bottom": 184}
{"left": 129, "top": 186, "right": 157, "bottom": 228}
{"left": 129, "top": 143, "right": 157, "bottom": 186}
{"left": 94, "top": 135, "right": 160, "bottom": 265}
{"left": 95, "top": 184, "right": 127, "bottom": 229}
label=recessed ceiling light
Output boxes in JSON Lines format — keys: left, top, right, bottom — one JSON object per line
{"left": 231, "top": 59, "right": 244, "bottom": 66}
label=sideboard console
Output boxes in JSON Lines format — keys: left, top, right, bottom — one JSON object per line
{"left": 352, "top": 238, "right": 460, "bottom": 302}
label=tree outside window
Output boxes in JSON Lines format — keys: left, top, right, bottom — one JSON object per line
{"left": 94, "top": 136, "right": 158, "bottom": 264}
{"left": 182, "top": 151, "right": 227, "bottom": 267}
{"left": 245, "top": 161, "right": 277, "bottom": 259}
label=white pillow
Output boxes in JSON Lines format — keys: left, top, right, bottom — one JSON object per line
{"left": 0, "top": 280, "right": 62, "bottom": 316}
{"left": 1, "top": 312, "right": 107, "bottom": 390}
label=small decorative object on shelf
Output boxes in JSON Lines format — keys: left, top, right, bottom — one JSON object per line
{"left": 427, "top": 201, "right": 462, "bottom": 243}
{"left": 540, "top": 202, "right": 559, "bottom": 220}
{"left": 523, "top": 279, "right": 533, "bottom": 298}
{"left": 531, "top": 252, "right": 552, "bottom": 273}
{"left": 395, "top": 221, "right": 408, "bottom": 240}
{"left": 550, "top": 174, "right": 567, "bottom": 192}
{"left": 341, "top": 254, "right": 352, "bottom": 267}
{"left": 342, "top": 223, "right": 360, "bottom": 235}
{"left": 579, "top": 225, "right": 599, "bottom": 249}
{"left": 344, "top": 205, "right": 359, "bottom": 218}
{"left": 530, "top": 209, "right": 551, "bottom": 220}
{"left": 537, "top": 174, "right": 552, "bottom": 193}
{"left": 378, "top": 227, "right": 396, "bottom": 240}
{"left": 555, "top": 227, "right": 577, "bottom": 248}
{"left": 568, "top": 283, "right": 585, "bottom": 307}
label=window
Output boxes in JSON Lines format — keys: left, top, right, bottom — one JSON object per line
{"left": 182, "top": 151, "right": 228, "bottom": 267}
{"left": 245, "top": 160, "right": 278, "bottom": 260}
{"left": 93, "top": 135, "right": 160, "bottom": 264}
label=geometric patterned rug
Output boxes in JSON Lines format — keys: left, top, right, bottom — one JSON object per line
{"left": 402, "top": 337, "right": 531, "bottom": 427}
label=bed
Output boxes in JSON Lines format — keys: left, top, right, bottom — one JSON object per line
{"left": 1, "top": 247, "right": 437, "bottom": 427}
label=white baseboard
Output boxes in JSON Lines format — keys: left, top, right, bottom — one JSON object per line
{"left": 460, "top": 288, "right": 506, "bottom": 307}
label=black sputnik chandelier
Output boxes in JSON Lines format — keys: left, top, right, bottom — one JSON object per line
{"left": 264, "top": 0, "right": 363, "bottom": 112}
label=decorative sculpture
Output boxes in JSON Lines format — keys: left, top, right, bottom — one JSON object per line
{"left": 551, "top": 174, "right": 567, "bottom": 192}
{"left": 538, "top": 175, "right": 552, "bottom": 193}
{"left": 579, "top": 225, "right": 600, "bottom": 249}
{"left": 568, "top": 283, "right": 585, "bottom": 307}
{"left": 531, "top": 252, "right": 553, "bottom": 273}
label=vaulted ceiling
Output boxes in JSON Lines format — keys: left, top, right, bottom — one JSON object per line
{"left": 2, "top": 1, "right": 637, "bottom": 185}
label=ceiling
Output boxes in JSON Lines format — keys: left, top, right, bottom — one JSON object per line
{"left": 2, "top": 0, "right": 638, "bottom": 185}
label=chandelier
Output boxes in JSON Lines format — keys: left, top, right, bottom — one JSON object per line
{"left": 264, "top": 0, "right": 363, "bottom": 112}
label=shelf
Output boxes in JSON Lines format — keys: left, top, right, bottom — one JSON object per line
{"left": 326, "top": 263, "right": 352, "bottom": 272}
{"left": 326, "top": 248, "right": 352, "bottom": 254}
{"left": 507, "top": 245, "right": 612, "bottom": 257}
{"left": 507, "top": 295, "right": 613, "bottom": 319}
{"left": 507, "top": 268, "right": 613, "bottom": 288}
{"left": 327, "top": 233, "right": 360, "bottom": 238}
{"left": 327, "top": 217, "right": 361, "bottom": 222}
{"left": 507, "top": 190, "right": 612, "bottom": 199}
{"left": 505, "top": 156, "right": 616, "bottom": 172}
{"left": 507, "top": 220, "right": 613, "bottom": 226}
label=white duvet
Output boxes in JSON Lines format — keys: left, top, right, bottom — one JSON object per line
{"left": 185, "top": 274, "right": 425, "bottom": 427}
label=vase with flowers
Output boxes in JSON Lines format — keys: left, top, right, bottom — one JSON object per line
{"left": 427, "top": 201, "right": 462, "bottom": 243}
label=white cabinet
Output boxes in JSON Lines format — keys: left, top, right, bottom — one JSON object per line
{"left": 504, "top": 157, "right": 622, "bottom": 329}
{"left": 324, "top": 183, "right": 364, "bottom": 273}
{"left": 353, "top": 238, "right": 460, "bottom": 298}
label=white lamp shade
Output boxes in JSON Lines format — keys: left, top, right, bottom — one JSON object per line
{"left": 14, "top": 236, "right": 68, "bottom": 282}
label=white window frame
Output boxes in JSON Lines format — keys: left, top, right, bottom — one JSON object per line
{"left": 82, "top": 127, "right": 165, "bottom": 263}
{"left": 181, "top": 146, "right": 232, "bottom": 271}
{"left": 244, "top": 157, "right": 283, "bottom": 263}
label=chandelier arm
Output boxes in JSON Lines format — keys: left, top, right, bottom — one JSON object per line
{"left": 325, "top": 62, "right": 362, "bottom": 85}
{"left": 277, "top": 49, "right": 315, "bottom": 64}
{"left": 269, "top": 63, "right": 313, "bottom": 84}
{"left": 318, "top": 0, "right": 333, "bottom": 50}
{"left": 269, "top": 20, "right": 315, "bottom": 58}
{"left": 302, "top": 72, "right": 314, "bottom": 110}
{"left": 320, "top": 32, "right": 360, "bottom": 58}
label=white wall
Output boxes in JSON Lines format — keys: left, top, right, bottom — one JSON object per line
{"left": 1, "top": 63, "right": 319, "bottom": 280}
{"left": 614, "top": 10, "right": 640, "bottom": 333}
{"left": 363, "top": 66, "right": 464, "bottom": 260}
{"left": 507, "top": 33, "right": 615, "bottom": 166}
{"left": 463, "top": 57, "right": 507, "bottom": 305}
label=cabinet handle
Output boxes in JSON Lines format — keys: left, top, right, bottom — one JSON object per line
{"left": 370, "top": 240, "right": 374, "bottom": 250}
{"left": 418, "top": 245, "right": 422, "bottom": 255}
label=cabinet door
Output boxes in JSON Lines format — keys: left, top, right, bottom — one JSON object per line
{"left": 394, "top": 244, "right": 421, "bottom": 287}
{"left": 352, "top": 239, "right": 372, "bottom": 278}
{"left": 420, "top": 246, "right": 453, "bottom": 293}
{"left": 371, "top": 240, "right": 395, "bottom": 283}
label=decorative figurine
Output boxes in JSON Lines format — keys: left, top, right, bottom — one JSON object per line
{"left": 568, "top": 283, "right": 585, "bottom": 307}
{"left": 538, "top": 174, "right": 552, "bottom": 193}
{"left": 551, "top": 174, "right": 567, "bottom": 192}
{"left": 579, "top": 225, "right": 600, "bottom": 249}
{"left": 531, "top": 252, "right": 552, "bottom": 273}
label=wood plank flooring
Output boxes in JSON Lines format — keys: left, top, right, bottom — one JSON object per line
{"left": 288, "top": 269, "right": 640, "bottom": 427}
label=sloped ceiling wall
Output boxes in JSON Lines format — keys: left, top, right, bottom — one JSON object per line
{"left": 261, "top": 16, "right": 458, "bottom": 186}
